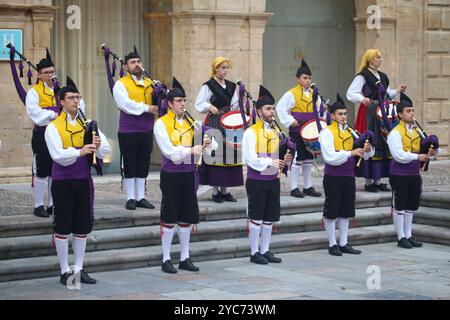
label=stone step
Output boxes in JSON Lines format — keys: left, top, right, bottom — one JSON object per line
{"left": 0, "top": 192, "right": 394, "bottom": 238}
{"left": 0, "top": 206, "right": 397, "bottom": 260}
{"left": 1, "top": 223, "right": 449, "bottom": 282}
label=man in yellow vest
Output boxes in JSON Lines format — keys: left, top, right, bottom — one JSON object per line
{"left": 276, "top": 59, "right": 322, "bottom": 199}
{"left": 387, "top": 93, "right": 438, "bottom": 249}
{"left": 154, "top": 78, "right": 212, "bottom": 274}
{"left": 242, "top": 85, "right": 292, "bottom": 265}
{"left": 26, "top": 49, "right": 86, "bottom": 218}
{"left": 319, "top": 94, "right": 374, "bottom": 256}
{"left": 45, "top": 77, "right": 111, "bottom": 286}
{"left": 113, "top": 46, "right": 159, "bottom": 210}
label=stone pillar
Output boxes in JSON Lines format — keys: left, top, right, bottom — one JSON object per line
{"left": 0, "top": 2, "right": 57, "bottom": 182}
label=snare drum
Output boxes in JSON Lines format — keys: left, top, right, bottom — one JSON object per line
{"left": 220, "top": 110, "right": 251, "bottom": 150}
{"left": 300, "top": 118, "right": 327, "bottom": 156}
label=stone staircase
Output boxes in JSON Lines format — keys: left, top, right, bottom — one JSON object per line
{"left": 0, "top": 191, "right": 449, "bottom": 282}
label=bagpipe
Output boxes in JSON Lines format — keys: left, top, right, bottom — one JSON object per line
{"left": 77, "top": 108, "right": 104, "bottom": 176}
{"left": 100, "top": 43, "right": 169, "bottom": 117}
{"left": 345, "top": 121, "right": 375, "bottom": 170}
{"left": 310, "top": 83, "right": 331, "bottom": 124}
{"left": 375, "top": 81, "right": 399, "bottom": 138}
{"left": 413, "top": 117, "right": 439, "bottom": 172}
{"left": 237, "top": 79, "right": 257, "bottom": 126}
{"left": 6, "top": 43, "right": 61, "bottom": 107}
{"left": 271, "top": 117, "right": 296, "bottom": 177}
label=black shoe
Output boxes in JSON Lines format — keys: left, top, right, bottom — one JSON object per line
{"left": 212, "top": 193, "right": 224, "bottom": 203}
{"left": 161, "top": 260, "right": 177, "bottom": 274}
{"left": 339, "top": 244, "right": 362, "bottom": 255}
{"left": 262, "top": 251, "right": 282, "bottom": 263}
{"left": 60, "top": 272, "right": 73, "bottom": 286}
{"left": 136, "top": 198, "right": 155, "bottom": 209}
{"left": 328, "top": 245, "right": 343, "bottom": 256}
{"left": 179, "top": 258, "right": 199, "bottom": 272}
{"left": 34, "top": 206, "right": 49, "bottom": 218}
{"left": 364, "top": 184, "right": 379, "bottom": 193}
{"left": 377, "top": 183, "right": 391, "bottom": 192}
{"left": 221, "top": 192, "right": 237, "bottom": 202}
{"left": 408, "top": 237, "right": 423, "bottom": 248}
{"left": 290, "top": 188, "right": 305, "bottom": 198}
{"left": 397, "top": 237, "right": 413, "bottom": 249}
{"left": 80, "top": 270, "right": 97, "bottom": 284}
{"left": 250, "top": 252, "right": 269, "bottom": 264}
{"left": 303, "top": 187, "right": 322, "bottom": 197}
{"left": 125, "top": 199, "right": 136, "bottom": 210}
{"left": 46, "top": 206, "right": 54, "bottom": 216}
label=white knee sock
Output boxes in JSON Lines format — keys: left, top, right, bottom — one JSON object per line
{"left": 374, "top": 179, "right": 381, "bottom": 186}
{"left": 404, "top": 211, "right": 414, "bottom": 239}
{"left": 338, "top": 218, "right": 350, "bottom": 247}
{"left": 135, "top": 178, "right": 146, "bottom": 201}
{"left": 124, "top": 178, "right": 136, "bottom": 200}
{"left": 260, "top": 223, "right": 273, "bottom": 254}
{"left": 324, "top": 219, "right": 337, "bottom": 247}
{"left": 161, "top": 225, "right": 175, "bottom": 263}
{"left": 213, "top": 186, "right": 219, "bottom": 195}
{"left": 301, "top": 162, "right": 313, "bottom": 189}
{"left": 393, "top": 210, "right": 406, "bottom": 240}
{"left": 249, "top": 220, "right": 262, "bottom": 255}
{"left": 365, "top": 179, "right": 373, "bottom": 186}
{"left": 72, "top": 235, "right": 87, "bottom": 275}
{"left": 54, "top": 235, "right": 70, "bottom": 275}
{"left": 177, "top": 224, "right": 192, "bottom": 262}
{"left": 33, "top": 177, "right": 46, "bottom": 208}
{"left": 290, "top": 164, "right": 300, "bottom": 191}
{"left": 219, "top": 187, "right": 227, "bottom": 194}
{"left": 47, "top": 177, "right": 53, "bottom": 207}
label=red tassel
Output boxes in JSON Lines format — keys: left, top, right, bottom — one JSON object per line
{"left": 192, "top": 224, "right": 198, "bottom": 234}
{"left": 246, "top": 219, "right": 249, "bottom": 236}
{"left": 160, "top": 223, "right": 164, "bottom": 238}
{"left": 320, "top": 217, "right": 324, "bottom": 230}
{"left": 272, "top": 223, "right": 278, "bottom": 234}
{"left": 351, "top": 217, "right": 358, "bottom": 227}
{"left": 31, "top": 175, "right": 34, "bottom": 188}
{"left": 51, "top": 234, "right": 55, "bottom": 248}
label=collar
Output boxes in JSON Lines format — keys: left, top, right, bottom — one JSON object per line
{"left": 130, "top": 74, "right": 145, "bottom": 85}
{"left": 263, "top": 120, "right": 272, "bottom": 131}
{"left": 63, "top": 111, "right": 79, "bottom": 123}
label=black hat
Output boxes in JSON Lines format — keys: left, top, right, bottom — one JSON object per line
{"left": 296, "top": 59, "right": 312, "bottom": 77}
{"left": 397, "top": 92, "right": 413, "bottom": 113}
{"left": 59, "top": 76, "right": 79, "bottom": 99}
{"left": 124, "top": 45, "right": 141, "bottom": 64}
{"left": 36, "top": 48, "right": 55, "bottom": 71}
{"left": 167, "top": 77, "right": 186, "bottom": 101}
{"left": 329, "top": 93, "right": 347, "bottom": 114}
{"left": 255, "top": 85, "right": 275, "bottom": 109}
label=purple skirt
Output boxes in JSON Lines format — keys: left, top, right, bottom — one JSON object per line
{"left": 199, "top": 164, "right": 244, "bottom": 187}
{"left": 357, "top": 159, "right": 391, "bottom": 180}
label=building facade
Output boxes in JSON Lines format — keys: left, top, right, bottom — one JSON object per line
{"left": 0, "top": 0, "right": 448, "bottom": 180}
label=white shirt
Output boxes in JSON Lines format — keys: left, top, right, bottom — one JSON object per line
{"left": 45, "top": 112, "right": 111, "bottom": 167}
{"left": 319, "top": 124, "right": 375, "bottom": 166}
{"left": 26, "top": 83, "right": 86, "bottom": 127}
{"left": 242, "top": 121, "right": 276, "bottom": 172}
{"left": 346, "top": 74, "right": 399, "bottom": 104}
{"left": 194, "top": 82, "right": 239, "bottom": 114}
{"left": 113, "top": 75, "right": 150, "bottom": 115}
{"left": 276, "top": 89, "right": 322, "bottom": 129}
{"left": 387, "top": 125, "right": 419, "bottom": 164}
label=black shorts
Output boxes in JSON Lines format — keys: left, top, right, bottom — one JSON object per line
{"left": 246, "top": 179, "right": 281, "bottom": 222}
{"left": 323, "top": 175, "right": 356, "bottom": 219}
{"left": 31, "top": 129, "right": 53, "bottom": 178}
{"left": 390, "top": 175, "right": 422, "bottom": 211}
{"left": 160, "top": 171, "right": 199, "bottom": 224}
{"left": 51, "top": 179, "right": 93, "bottom": 235}
{"left": 289, "top": 131, "right": 314, "bottom": 161}
{"left": 118, "top": 132, "right": 153, "bottom": 178}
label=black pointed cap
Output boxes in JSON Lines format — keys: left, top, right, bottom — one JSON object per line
{"left": 167, "top": 77, "right": 186, "bottom": 101}
{"left": 124, "top": 44, "right": 141, "bottom": 64}
{"left": 59, "top": 76, "right": 80, "bottom": 99}
{"left": 36, "top": 47, "right": 55, "bottom": 71}
{"left": 397, "top": 92, "right": 413, "bottom": 113}
{"left": 255, "top": 85, "right": 275, "bottom": 109}
{"left": 296, "top": 59, "right": 312, "bottom": 77}
{"left": 329, "top": 93, "right": 347, "bottom": 114}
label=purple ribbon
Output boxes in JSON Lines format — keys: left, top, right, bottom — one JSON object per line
{"left": 377, "top": 85, "right": 392, "bottom": 132}
{"left": 103, "top": 48, "right": 116, "bottom": 95}
{"left": 8, "top": 45, "right": 27, "bottom": 104}
{"left": 119, "top": 62, "right": 125, "bottom": 78}
{"left": 238, "top": 82, "right": 249, "bottom": 130}
{"left": 112, "top": 60, "right": 117, "bottom": 78}
{"left": 355, "top": 130, "right": 375, "bottom": 147}
{"left": 19, "top": 60, "right": 24, "bottom": 78}
{"left": 312, "top": 86, "right": 323, "bottom": 132}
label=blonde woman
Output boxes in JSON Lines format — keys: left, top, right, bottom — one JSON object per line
{"left": 347, "top": 49, "right": 407, "bottom": 193}
{"left": 194, "top": 57, "right": 243, "bottom": 203}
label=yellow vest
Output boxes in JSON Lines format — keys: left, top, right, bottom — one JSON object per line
{"left": 118, "top": 73, "right": 154, "bottom": 105}
{"left": 250, "top": 120, "right": 279, "bottom": 155}
{"left": 32, "top": 81, "right": 56, "bottom": 108}
{"left": 52, "top": 112, "right": 85, "bottom": 149}
{"left": 289, "top": 85, "right": 314, "bottom": 113}
{"left": 327, "top": 121, "right": 354, "bottom": 151}
{"left": 392, "top": 120, "right": 421, "bottom": 153}
{"left": 159, "top": 109, "right": 194, "bottom": 147}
